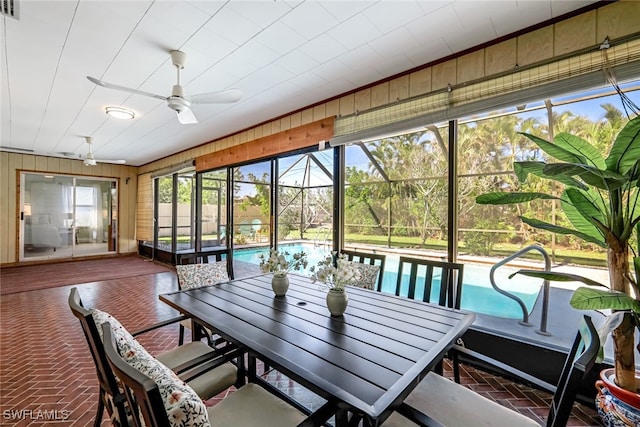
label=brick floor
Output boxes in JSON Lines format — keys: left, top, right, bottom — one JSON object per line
{"left": 0, "top": 268, "right": 602, "bottom": 426}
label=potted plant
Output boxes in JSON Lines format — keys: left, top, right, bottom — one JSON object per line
{"left": 476, "top": 115, "right": 640, "bottom": 416}
{"left": 310, "top": 252, "right": 362, "bottom": 316}
{"left": 259, "top": 248, "right": 308, "bottom": 296}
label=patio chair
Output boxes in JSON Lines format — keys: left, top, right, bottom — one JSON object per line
{"left": 394, "top": 256, "right": 464, "bottom": 378}
{"left": 101, "top": 321, "right": 318, "bottom": 427}
{"left": 341, "top": 249, "right": 386, "bottom": 291}
{"left": 384, "top": 315, "right": 600, "bottom": 427}
{"left": 68, "top": 287, "right": 239, "bottom": 427}
{"left": 175, "top": 260, "right": 230, "bottom": 346}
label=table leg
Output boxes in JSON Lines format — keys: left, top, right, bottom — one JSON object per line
{"left": 235, "top": 351, "right": 246, "bottom": 388}
{"left": 247, "top": 354, "right": 258, "bottom": 383}
{"left": 335, "top": 405, "right": 350, "bottom": 427}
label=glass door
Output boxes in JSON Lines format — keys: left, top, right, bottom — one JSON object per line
{"left": 74, "top": 179, "right": 115, "bottom": 256}
{"left": 232, "top": 161, "right": 271, "bottom": 278}
{"left": 20, "top": 173, "right": 117, "bottom": 260}
{"left": 200, "top": 170, "right": 227, "bottom": 250}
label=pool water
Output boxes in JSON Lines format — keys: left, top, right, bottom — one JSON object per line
{"left": 233, "top": 243, "right": 542, "bottom": 319}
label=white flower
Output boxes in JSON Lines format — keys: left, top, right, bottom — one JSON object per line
{"left": 309, "top": 252, "right": 361, "bottom": 291}
{"left": 259, "top": 248, "right": 308, "bottom": 276}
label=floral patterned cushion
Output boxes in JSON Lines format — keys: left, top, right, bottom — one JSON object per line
{"left": 92, "top": 309, "right": 209, "bottom": 427}
{"left": 338, "top": 259, "right": 380, "bottom": 290}
{"left": 126, "top": 346, "right": 209, "bottom": 426}
{"left": 176, "top": 261, "right": 229, "bottom": 290}
{"left": 91, "top": 308, "right": 146, "bottom": 357}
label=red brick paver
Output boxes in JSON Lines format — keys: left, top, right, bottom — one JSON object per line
{"left": 0, "top": 268, "right": 601, "bottom": 426}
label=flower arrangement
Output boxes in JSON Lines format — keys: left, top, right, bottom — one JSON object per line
{"left": 309, "top": 252, "right": 361, "bottom": 292}
{"left": 259, "top": 248, "right": 308, "bottom": 277}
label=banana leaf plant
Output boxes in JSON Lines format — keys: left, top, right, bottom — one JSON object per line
{"left": 476, "top": 115, "right": 640, "bottom": 393}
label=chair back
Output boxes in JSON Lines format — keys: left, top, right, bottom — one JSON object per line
{"left": 175, "top": 260, "right": 230, "bottom": 291}
{"left": 342, "top": 249, "right": 386, "bottom": 291}
{"left": 547, "top": 315, "right": 600, "bottom": 427}
{"left": 68, "top": 287, "right": 129, "bottom": 426}
{"left": 395, "top": 256, "right": 464, "bottom": 308}
{"left": 101, "top": 323, "right": 171, "bottom": 427}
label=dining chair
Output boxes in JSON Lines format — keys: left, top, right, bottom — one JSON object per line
{"left": 394, "top": 256, "right": 464, "bottom": 378}
{"left": 175, "top": 259, "right": 230, "bottom": 346}
{"left": 342, "top": 249, "right": 386, "bottom": 291}
{"left": 384, "top": 315, "right": 600, "bottom": 427}
{"left": 68, "top": 287, "right": 239, "bottom": 427}
{"left": 394, "top": 256, "right": 464, "bottom": 308}
{"left": 101, "top": 321, "right": 322, "bottom": 427}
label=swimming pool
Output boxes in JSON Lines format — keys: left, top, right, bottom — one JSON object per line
{"left": 233, "top": 243, "right": 542, "bottom": 319}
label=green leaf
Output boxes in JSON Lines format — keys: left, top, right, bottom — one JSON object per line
{"left": 509, "top": 270, "right": 606, "bottom": 288}
{"left": 476, "top": 192, "right": 558, "bottom": 205}
{"left": 561, "top": 188, "right": 606, "bottom": 241}
{"left": 542, "top": 163, "right": 627, "bottom": 190}
{"left": 514, "top": 161, "right": 587, "bottom": 189}
{"left": 519, "top": 133, "right": 585, "bottom": 164}
{"left": 606, "top": 115, "right": 640, "bottom": 175}
{"left": 570, "top": 287, "right": 640, "bottom": 313}
{"left": 554, "top": 132, "right": 606, "bottom": 170}
{"left": 520, "top": 216, "right": 606, "bottom": 247}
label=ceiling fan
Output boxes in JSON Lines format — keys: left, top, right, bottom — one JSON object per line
{"left": 87, "top": 50, "right": 242, "bottom": 124}
{"left": 81, "top": 137, "right": 126, "bottom": 166}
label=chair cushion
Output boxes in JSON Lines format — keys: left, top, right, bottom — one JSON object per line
{"left": 383, "top": 372, "right": 539, "bottom": 426}
{"left": 176, "top": 261, "right": 229, "bottom": 290}
{"left": 126, "top": 345, "right": 209, "bottom": 427}
{"left": 338, "top": 259, "right": 380, "bottom": 290}
{"left": 91, "top": 308, "right": 146, "bottom": 357}
{"left": 156, "top": 340, "right": 215, "bottom": 368}
{"left": 207, "top": 383, "right": 306, "bottom": 427}
{"left": 156, "top": 341, "right": 237, "bottom": 399}
{"left": 179, "top": 319, "right": 214, "bottom": 337}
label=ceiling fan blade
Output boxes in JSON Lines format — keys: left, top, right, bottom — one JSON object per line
{"left": 95, "top": 159, "right": 127, "bottom": 164}
{"left": 177, "top": 108, "right": 198, "bottom": 125}
{"left": 87, "top": 76, "right": 167, "bottom": 101}
{"left": 191, "top": 89, "right": 242, "bottom": 104}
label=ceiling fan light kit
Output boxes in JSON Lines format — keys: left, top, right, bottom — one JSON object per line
{"left": 105, "top": 106, "right": 135, "bottom": 120}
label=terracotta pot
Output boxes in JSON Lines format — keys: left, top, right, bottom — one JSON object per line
{"left": 271, "top": 274, "right": 289, "bottom": 297}
{"left": 599, "top": 368, "right": 640, "bottom": 408}
{"left": 326, "top": 289, "right": 348, "bottom": 316}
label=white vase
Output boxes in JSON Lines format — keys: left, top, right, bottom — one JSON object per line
{"left": 326, "top": 288, "right": 348, "bottom": 316}
{"left": 271, "top": 274, "right": 289, "bottom": 296}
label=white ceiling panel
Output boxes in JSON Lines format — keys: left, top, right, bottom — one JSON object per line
{"left": 297, "top": 32, "right": 348, "bottom": 64}
{"left": 318, "top": 1, "right": 373, "bottom": 22}
{"left": 328, "top": 12, "right": 383, "bottom": 52}
{"left": 1, "top": 0, "right": 602, "bottom": 165}
{"left": 362, "top": 1, "right": 425, "bottom": 35}
{"left": 253, "top": 20, "right": 307, "bottom": 56}
{"left": 280, "top": 1, "right": 340, "bottom": 41}
{"left": 227, "top": 1, "right": 295, "bottom": 30}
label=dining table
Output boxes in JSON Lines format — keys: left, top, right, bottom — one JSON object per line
{"left": 160, "top": 273, "right": 475, "bottom": 426}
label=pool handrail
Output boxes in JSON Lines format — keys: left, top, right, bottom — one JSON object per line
{"left": 490, "top": 244, "right": 551, "bottom": 336}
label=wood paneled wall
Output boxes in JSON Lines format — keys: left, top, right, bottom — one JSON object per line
{"left": 0, "top": 152, "right": 138, "bottom": 265}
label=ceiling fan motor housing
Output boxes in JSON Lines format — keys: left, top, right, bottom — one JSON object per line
{"left": 168, "top": 84, "right": 191, "bottom": 112}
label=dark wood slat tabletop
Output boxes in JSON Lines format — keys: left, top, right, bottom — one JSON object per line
{"left": 160, "top": 273, "right": 475, "bottom": 425}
